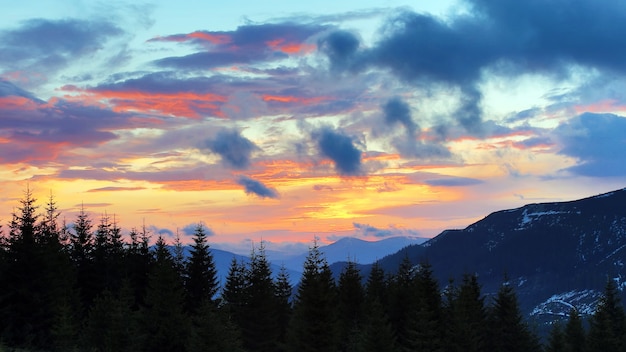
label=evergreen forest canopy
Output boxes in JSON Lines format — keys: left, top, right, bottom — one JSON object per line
{"left": 1, "top": 190, "right": 625, "bottom": 352}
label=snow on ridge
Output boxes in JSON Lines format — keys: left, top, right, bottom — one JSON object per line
{"left": 517, "top": 209, "right": 571, "bottom": 229}
{"left": 531, "top": 290, "right": 599, "bottom": 317}
{"left": 594, "top": 191, "right": 616, "bottom": 199}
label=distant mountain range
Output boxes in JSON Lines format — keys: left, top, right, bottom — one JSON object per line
{"left": 360, "top": 187, "right": 626, "bottom": 324}
{"left": 177, "top": 236, "right": 428, "bottom": 286}
{"left": 267, "top": 236, "right": 428, "bottom": 273}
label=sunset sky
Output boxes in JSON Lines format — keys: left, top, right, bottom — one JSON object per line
{"left": 1, "top": 0, "right": 625, "bottom": 254}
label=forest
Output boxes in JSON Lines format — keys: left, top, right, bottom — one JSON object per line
{"left": 1, "top": 190, "right": 625, "bottom": 352}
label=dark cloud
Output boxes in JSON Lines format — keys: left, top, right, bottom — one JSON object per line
{"left": 181, "top": 223, "right": 214, "bottom": 237}
{"left": 205, "top": 129, "right": 259, "bottom": 170}
{"left": 513, "top": 136, "right": 553, "bottom": 149}
{"left": 353, "top": 222, "right": 393, "bottom": 238}
{"left": 318, "top": 30, "right": 361, "bottom": 71}
{"left": 379, "top": 97, "right": 451, "bottom": 159}
{"left": 0, "top": 18, "right": 122, "bottom": 73}
{"left": 236, "top": 176, "right": 279, "bottom": 199}
{"left": 505, "top": 108, "right": 544, "bottom": 123}
{"left": 382, "top": 97, "right": 417, "bottom": 136}
{"left": 154, "top": 22, "right": 328, "bottom": 70}
{"left": 156, "top": 52, "right": 262, "bottom": 70}
{"left": 321, "top": 0, "right": 626, "bottom": 135}
{"left": 556, "top": 113, "right": 626, "bottom": 177}
{"left": 0, "top": 80, "right": 43, "bottom": 101}
{"left": 424, "top": 177, "right": 483, "bottom": 187}
{"left": 57, "top": 165, "right": 231, "bottom": 187}
{"left": 96, "top": 71, "right": 224, "bottom": 94}
{"left": 0, "top": 87, "right": 144, "bottom": 164}
{"left": 148, "top": 226, "right": 174, "bottom": 237}
{"left": 311, "top": 126, "right": 362, "bottom": 176}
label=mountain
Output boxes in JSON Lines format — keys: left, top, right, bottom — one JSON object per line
{"left": 270, "top": 236, "right": 428, "bottom": 273}
{"left": 170, "top": 246, "right": 302, "bottom": 285}
{"left": 173, "top": 236, "right": 426, "bottom": 286}
{"left": 371, "top": 188, "right": 626, "bottom": 324}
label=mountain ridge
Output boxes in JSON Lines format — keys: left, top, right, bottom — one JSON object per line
{"left": 356, "top": 187, "right": 626, "bottom": 323}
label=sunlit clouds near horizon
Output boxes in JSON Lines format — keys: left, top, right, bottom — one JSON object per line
{"left": 1, "top": 0, "right": 625, "bottom": 254}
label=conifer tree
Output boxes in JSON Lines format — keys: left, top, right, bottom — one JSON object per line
{"left": 447, "top": 274, "right": 488, "bottom": 352}
{"left": 362, "top": 261, "right": 396, "bottom": 352}
{"left": 564, "top": 308, "right": 586, "bottom": 352}
{"left": 362, "top": 298, "right": 396, "bottom": 352}
{"left": 83, "top": 283, "right": 139, "bottom": 352}
{"left": 70, "top": 205, "right": 97, "bottom": 310}
{"left": 70, "top": 204, "right": 94, "bottom": 266}
{"left": 287, "top": 240, "right": 338, "bottom": 352}
{"left": 336, "top": 260, "right": 365, "bottom": 352}
{"left": 40, "top": 194, "right": 80, "bottom": 351}
{"left": 243, "top": 242, "right": 279, "bottom": 351}
{"left": 546, "top": 322, "right": 566, "bottom": 352}
{"left": 488, "top": 279, "right": 539, "bottom": 352}
{"left": 404, "top": 262, "right": 444, "bottom": 352}
{"left": 125, "top": 226, "right": 152, "bottom": 307}
{"left": 172, "top": 230, "right": 186, "bottom": 277}
{"left": 0, "top": 188, "right": 49, "bottom": 348}
{"left": 387, "top": 254, "right": 416, "bottom": 350}
{"left": 587, "top": 278, "right": 626, "bottom": 352}
{"left": 187, "top": 300, "right": 245, "bottom": 352}
{"left": 365, "top": 261, "right": 387, "bottom": 305}
{"left": 184, "top": 224, "right": 218, "bottom": 311}
{"left": 274, "top": 264, "right": 293, "bottom": 350}
{"left": 140, "top": 236, "right": 189, "bottom": 352}
{"left": 222, "top": 257, "right": 249, "bottom": 325}
{"left": 92, "top": 212, "right": 124, "bottom": 296}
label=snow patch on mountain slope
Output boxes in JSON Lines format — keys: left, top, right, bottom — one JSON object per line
{"left": 530, "top": 290, "right": 600, "bottom": 317}
{"left": 516, "top": 209, "right": 573, "bottom": 230}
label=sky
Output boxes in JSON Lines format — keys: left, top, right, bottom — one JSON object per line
{"left": 1, "top": 0, "right": 625, "bottom": 255}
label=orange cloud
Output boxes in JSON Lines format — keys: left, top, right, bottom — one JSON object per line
{"left": 1, "top": 70, "right": 46, "bottom": 86}
{"left": 574, "top": 99, "right": 626, "bottom": 115}
{"left": 187, "top": 31, "right": 231, "bottom": 44}
{"left": 158, "top": 179, "right": 235, "bottom": 192}
{"left": 150, "top": 31, "right": 231, "bottom": 45}
{"left": 261, "top": 94, "right": 330, "bottom": 105}
{"left": 0, "top": 96, "right": 39, "bottom": 110}
{"left": 266, "top": 39, "right": 316, "bottom": 54}
{"left": 62, "top": 87, "right": 227, "bottom": 118}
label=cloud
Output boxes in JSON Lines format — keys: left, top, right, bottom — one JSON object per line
{"left": 0, "top": 18, "right": 122, "bottom": 75}
{"left": 353, "top": 222, "right": 393, "bottom": 238}
{"left": 382, "top": 96, "right": 417, "bottom": 136}
{"left": 320, "top": 0, "right": 626, "bottom": 135}
{"left": 318, "top": 30, "right": 362, "bottom": 71}
{"left": 73, "top": 203, "right": 112, "bottom": 208}
{"left": 236, "top": 176, "right": 279, "bottom": 199}
{"left": 0, "top": 80, "right": 42, "bottom": 101}
{"left": 0, "top": 86, "right": 144, "bottom": 164}
{"left": 556, "top": 113, "right": 626, "bottom": 177}
{"left": 313, "top": 184, "right": 334, "bottom": 191}
{"left": 424, "top": 177, "right": 483, "bottom": 187}
{"left": 205, "top": 129, "right": 259, "bottom": 170}
{"left": 148, "top": 226, "right": 174, "bottom": 237}
{"left": 181, "top": 222, "right": 214, "bottom": 237}
{"left": 352, "top": 222, "right": 421, "bottom": 238}
{"left": 153, "top": 22, "right": 327, "bottom": 70}
{"left": 87, "top": 186, "right": 146, "bottom": 193}
{"left": 311, "top": 126, "right": 363, "bottom": 176}
{"left": 379, "top": 97, "right": 451, "bottom": 159}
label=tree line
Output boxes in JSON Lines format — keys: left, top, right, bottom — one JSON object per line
{"left": 0, "top": 190, "right": 624, "bottom": 351}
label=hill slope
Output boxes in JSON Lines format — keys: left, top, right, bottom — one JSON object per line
{"left": 375, "top": 188, "right": 626, "bottom": 321}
